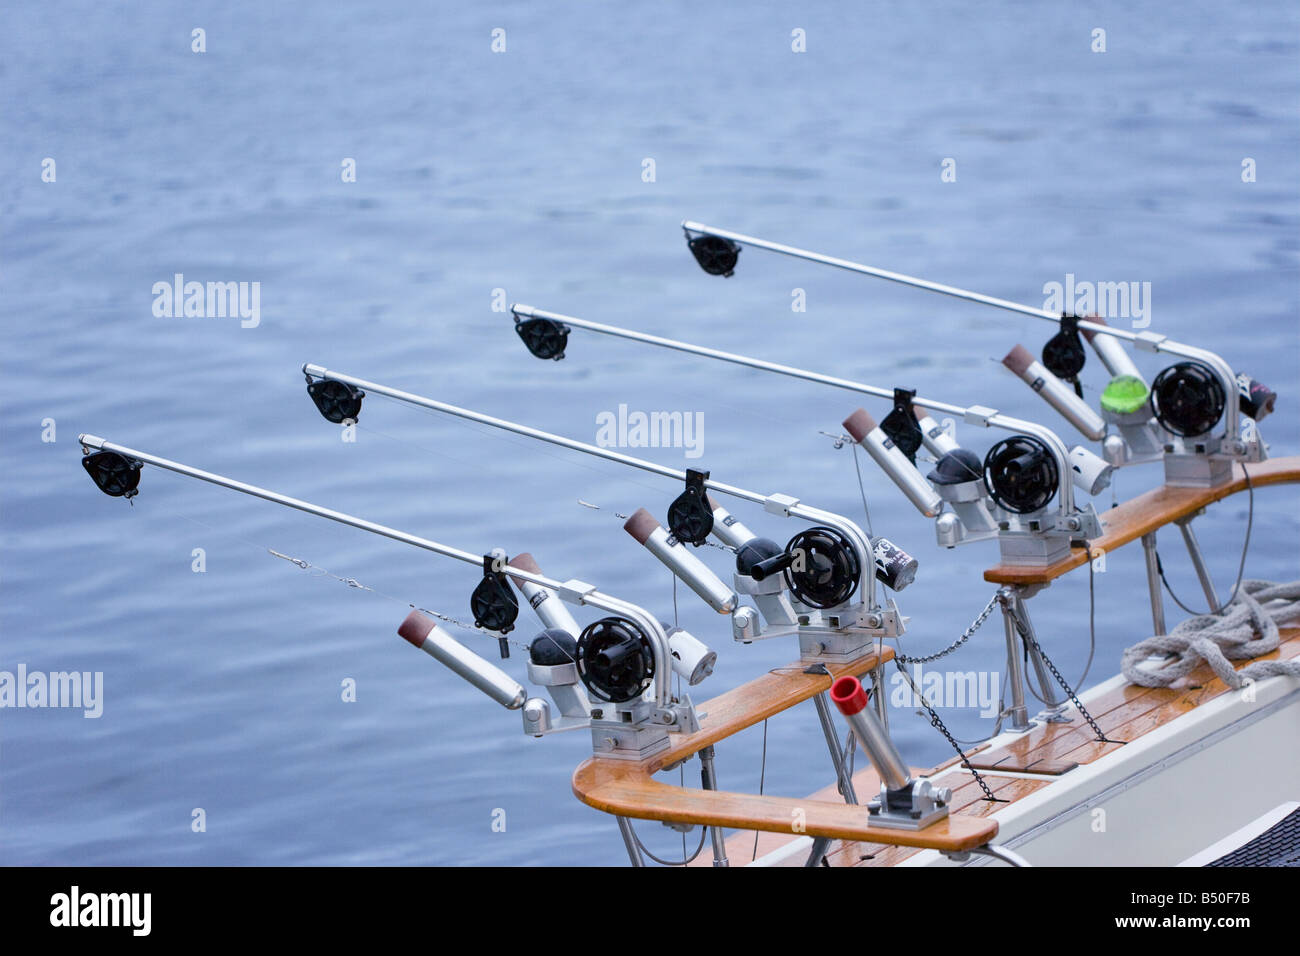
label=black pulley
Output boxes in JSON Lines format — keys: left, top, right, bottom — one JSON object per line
{"left": 1151, "top": 361, "right": 1225, "bottom": 438}
{"left": 878, "top": 387, "right": 924, "bottom": 464}
{"left": 667, "top": 469, "right": 713, "bottom": 546}
{"left": 514, "top": 316, "right": 569, "bottom": 360}
{"left": 82, "top": 451, "right": 141, "bottom": 499}
{"left": 470, "top": 555, "right": 519, "bottom": 657}
{"left": 1042, "top": 314, "right": 1087, "bottom": 392}
{"left": 783, "top": 527, "right": 861, "bottom": 610}
{"left": 983, "top": 435, "right": 1059, "bottom": 515}
{"left": 687, "top": 234, "right": 740, "bottom": 277}
{"left": 575, "top": 616, "right": 655, "bottom": 703}
{"left": 307, "top": 378, "right": 364, "bottom": 424}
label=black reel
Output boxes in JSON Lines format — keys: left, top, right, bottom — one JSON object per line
{"left": 983, "top": 435, "right": 1059, "bottom": 515}
{"left": 82, "top": 451, "right": 141, "bottom": 499}
{"left": 470, "top": 555, "right": 519, "bottom": 658}
{"left": 878, "top": 387, "right": 924, "bottom": 464}
{"left": 528, "top": 628, "right": 577, "bottom": 667}
{"left": 928, "top": 447, "right": 983, "bottom": 486}
{"left": 514, "top": 316, "right": 569, "bottom": 360}
{"left": 1042, "top": 313, "right": 1087, "bottom": 394}
{"left": 687, "top": 234, "right": 740, "bottom": 277}
{"left": 1151, "top": 361, "right": 1225, "bottom": 438}
{"left": 666, "top": 469, "right": 712, "bottom": 546}
{"left": 575, "top": 616, "right": 655, "bottom": 703}
{"left": 782, "top": 527, "right": 861, "bottom": 610}
{"left": 307, "top": 378, "right": 365, "bottom": 424}
{"left": 735, "top": 536, "right": 784, "bottom": 577}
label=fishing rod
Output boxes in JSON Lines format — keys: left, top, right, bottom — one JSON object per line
{"left": 680, "top": 221, "right": 1276, "bottom": 486}
{"left": 76, "top": 433, "right": 714, "bottom": 753}
{"left": 507, "top": 304, "right": 1109, "bottom": 562}
{"left": 301, "top": 364, "right": 913, "bottom": 655}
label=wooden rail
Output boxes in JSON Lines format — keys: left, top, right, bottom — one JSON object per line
{"left": 574, "top": 456, "right": 1299, "bottom": 857}
{"left": 572, "top": 643, "right": 1000, "bottom": 852}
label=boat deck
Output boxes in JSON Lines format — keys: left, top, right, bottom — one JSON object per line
{"left": 696, "top": 622, "right": 1300, "bottom": 866}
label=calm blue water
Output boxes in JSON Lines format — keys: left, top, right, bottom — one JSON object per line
{"left": 2, "top": 2, "right": 1296, "bottom": 865}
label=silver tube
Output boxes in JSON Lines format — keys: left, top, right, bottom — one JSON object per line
{"left": 513, "top": 304, "right": 899, "bottom": 403}
{"left": 999, "top": 590, "right": 1032, "bottom": 731}
{"left": 666, "top": 628, "right": 717, "bottom": 686}
{"left": 503, "top": 313, "right": 1078, "bottom": 518}
{"left": 1083, "top": 320, "right": 1145, "bottom": 381}
{"left": 624, "top": 509, "right": 737, "bottom": 614}
{"left": 1177, "top": 519, "right": 1220, "bottom": 611}
{"left": 80, "top": 434, "right": 486, "bottom": 566}
{"left": 507, "top": 554, "right": 581, "bottom": 636}
{"left": 913, "top": 410, "right": 962, "bottom": 457}
{"left": 399, "top": 612, "right": 526, "bottom": 709}
{"left": 698, "top": 745, "right": 730, "bottom": 867}
{"left": 704, "top": 494, "right": 758, "bottom": 550}
{"left": 829, "top": 676, "right": 910, "bottom": 791}
{"left": 841, "top": 409, "right": 943, "bottom": 517}
{"left": 1002, "top": 345, "right": 1106, "bottom": 441}
{"left": 681, "top": 221, "right": 1056, "bottom": 321}
{"left": 678, "top": 224, "right": 1243, "bottom": 444}
{"left": 1140, "top": 533, "right": 1167, "bottom": 636}
{"left": 303, "top": 365, "right": 877, "bottom": 610}
{"left": 78, "top": 434, "right": 675, "bottom": 704}
{"left": 615, "top": 817, "right": 646, "bottom": 867}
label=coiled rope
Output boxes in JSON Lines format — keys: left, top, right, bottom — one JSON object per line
{"left": 1121, "top": 580, "right": 1300, "bottom": 689}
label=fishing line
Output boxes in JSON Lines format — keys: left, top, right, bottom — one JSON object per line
{"left": 629, "top": 815, "right": 707, "bottom": 867}
{"left": 575, "top": 497, "right": 738, "bottom": 554}
{"left": 148, "top": 471, "right": 537, "bottom": 655}
{"left": 848, "top": 441, "right": 876, "bottom": 538}
{"left": 1155, "top": 464, "right": 1255, "bottom": 618}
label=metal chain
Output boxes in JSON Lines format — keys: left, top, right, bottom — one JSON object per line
{"left": 896, "top": 592, "right": 1001, "bottom": 664}
{"left": 1016, "top": 624, "right": 1120, "bottom": 745}
{"left": 891, "top": 659, "right": 1003, "bottom": 803}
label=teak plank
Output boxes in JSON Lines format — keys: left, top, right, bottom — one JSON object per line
{"left": 573, "top": 759, "right": 999, "bottom": 852}
{"left": 969, "top": 625, "right": 1300, "bottom": 774}
{"left": 984, "top": 456, "right": 1300, "bottom": 587}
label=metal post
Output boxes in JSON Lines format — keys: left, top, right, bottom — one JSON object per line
{"left": 1140, "top": 532, "right": 1167, "bottom": 635}
{"left": 1176, "top": 516, "right": 1220, "bottom": 610}
{"left": 998, "top": 589, "right": 1033, "bottom": 732}
{"left": 812, "top": 692, "right": 858, "bottom": 805}
{"left": 697, "top": 745, "right": 730, "bottom": 867}
{"left": 804, "top": 836, "right": 833, "bottom": 867}
{"left": 615, "top": 817, "right": 646, "bottom": 867}
{"left": 1011, "top": 596, "right": 1067, "bottom": 714}
{"left": 869, "top": 664, "right": 889, "bottom": 733}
